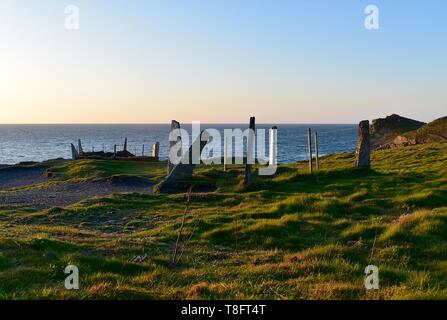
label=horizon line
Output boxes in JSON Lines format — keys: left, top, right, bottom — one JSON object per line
{"left": 0, "top": 122, "right": 358, "bottom": 125}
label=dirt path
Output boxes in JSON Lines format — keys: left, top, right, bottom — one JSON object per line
{"left": 0, "top": 166, "right": 48, "bottom": 190}
{"left": 0, "top": 167, "right": 153, "bottom": 209}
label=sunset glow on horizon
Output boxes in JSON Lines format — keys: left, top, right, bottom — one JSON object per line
{"left": 1, "top": 0, "right": 446, "bottom": 124}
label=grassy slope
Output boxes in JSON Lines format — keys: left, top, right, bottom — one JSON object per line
{"left": 1, "top": 144, "right": 447, "bottom": 300}
{"left": 403, "top": 117, "right": 447, "bottom": 143}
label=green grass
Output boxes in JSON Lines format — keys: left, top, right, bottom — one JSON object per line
{"left": 1, "top": 143, "right": 447, "bottom": 299}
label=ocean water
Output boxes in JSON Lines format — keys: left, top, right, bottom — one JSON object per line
{"left": 0, "top": 124, "right": 357, "bottom": 165}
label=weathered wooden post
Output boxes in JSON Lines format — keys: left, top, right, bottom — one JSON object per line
{"left": 142, "top": 145, "right": 145, "bottom": 156}
{"left": 314, "top": 131, "right": 319, "bottom": 171}
{"left": 269, "top": 126, "right": 277, "bottom": 166}
{"left": 152, "top": 142, "right": 160, "bottom": 160}
{"left": 307, "top": 128, "right": 313, "bottom": 174}
{"left": 168, "top": 120, "right": 182, "bottom": 175}
{"left": 355, "top": 120, "right": 371, "bottom": 169}
{"left": 78, "top": 139, "right": 83, "bottom": 155}
{"left": 71, "top": 143, "right": 79, "bottom": 160}
{"left": 113, "top": 144, "right": 117, "bottom": 157}
{"left": 244, "top": 117, "right": 256, "bottom": 187}
{"left": 224, "top": 136, "right": 228, "bottom": 171}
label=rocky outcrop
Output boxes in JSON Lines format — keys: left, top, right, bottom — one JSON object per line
{"left": 393, "top": 116, "right": 447, "bottom": 147}
{"left": 370, "top": 114, "right": 425, "bottom": 150}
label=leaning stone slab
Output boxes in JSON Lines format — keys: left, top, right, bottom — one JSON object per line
{"left": 156, "top": 131, "right": 209, "bottom": 192}
{"left": 71, "top": 143, "right": 79, "bottom": 160}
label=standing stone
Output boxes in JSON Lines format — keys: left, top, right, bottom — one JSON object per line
{"left": 123, "top": 138, "right": 128, "bottom": 152}
{"left": 78, "top": 139, "right": 83, "bottom": 155}
{"left": 157, "top": 131, "right": 209, "bottom": 192}
{"left": 355, "top": 120, "right": 371, "bottom": 169}
{"left": 168, "top": 120, "right": 182, "bottom": 175}
{"left": 71, "top": 143, "right": 79, "bottom": 160}
{"left": 244, "top": 117, "right": 256, "bottom": 187}
{"left": 152, "top": 142, "right": 160, "bottom": 160}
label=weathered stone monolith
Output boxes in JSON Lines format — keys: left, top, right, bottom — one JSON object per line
{"left": 71, "top": 143, "right": 79, "bottom": 160}
{"left": 168, "top": 120, "right": 181, "bottom": 175}
{"left": 355, "top": 120, "right": 371, "bottom": 169}
{"left": 152, "top": 142, "right": 160, "bottom": 160}
{"left": 123, "top": 138, "right": 128, "bottom": 152}
{"left": 157, "top": 130, "right": 209, "bottom": 192}
{"left": 244, "top": 117, "right": 256, "bottom": 187}
{"left": 78, "top": 139, "right": 83, "bottom": 155}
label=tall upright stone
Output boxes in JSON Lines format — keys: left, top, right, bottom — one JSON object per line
{"left": 71, "top": 143, "right": 79, "bottom": 160}
{"left": 168, "top": 120, "right": 182, "bottom": 175}
{"left": 244, "top": 117, "right": 256, "bottom": 187}
{"left": 152, "top": 142, "right": 160, "bottom": 160}
{"left": 355, "top": 120, "right": 371, "bottom": 169}
{"left": 123, "top": 138, "right": 128, "bottom": 152}
{"left": 157, "top": 130, "right": 209, "bottom": 192}
{"left": 78, "top": 139, "right": 83, "bottom": 155}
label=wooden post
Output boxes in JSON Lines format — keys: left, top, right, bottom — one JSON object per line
{"left": 269, "top": 126, "right": 277, "bottom": 166}
{"left": 307, "top": 128, "right": 313, "bottom": 174}
{"left": 314, "top": 131, "right": 319, "bottom": 171}
{"left": 124, "top": 138, "right": 128, "bottom": 151}
{"left": 114, "top": 144, "right": 117, "bottom": 157}
{"left": 142, "top": 145, "right": 145, "bottom": 156}
{"left": 244, "top": 117, "right": 255, "bottom": 187}
{"left": 224, "top": 136, "right": 228, "bottom": 171}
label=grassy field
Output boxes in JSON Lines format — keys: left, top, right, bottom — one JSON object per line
{"left": 1, "top": 143, "right": 447, "bottom": 300}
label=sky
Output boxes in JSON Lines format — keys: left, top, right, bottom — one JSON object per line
{"left": 0, "top": 0, "right": 446, "bottom": 124}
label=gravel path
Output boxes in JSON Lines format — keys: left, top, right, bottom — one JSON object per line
{"left": 0, "top": 166, "right": 48, "bottom": 190}
{"left": 0, "top": 167, "right": 153, "bottom": 209}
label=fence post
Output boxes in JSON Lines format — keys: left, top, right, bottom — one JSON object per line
{"left": 244, "top": 117, "right": 256, "bottom": 187}
{"left": 314, "top": 131, "right": 319, "bottom": 171}
{"left": 269, "top": 126, "right": 277, "bottom": 166}
{"left": 307, "top": 128, "right": 313, "bottom": 174}
{"left": 224, "top": 136, "right": 228, "bottom": 171}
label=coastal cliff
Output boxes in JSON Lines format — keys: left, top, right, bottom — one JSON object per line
{"left": 370, "top": 114, "right": 425, "bottom": 150}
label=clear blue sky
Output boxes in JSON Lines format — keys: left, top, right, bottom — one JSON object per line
{"left": 0, "top": 0, "right": 446, "bottom": 123}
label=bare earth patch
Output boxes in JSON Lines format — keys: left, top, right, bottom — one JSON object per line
{"left": 0, "top": 166, "right": 152, "bottom": 209}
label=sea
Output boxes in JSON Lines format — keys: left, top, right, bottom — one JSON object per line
{"left": 0, "top": 124, "right": 357, "bottom": 165}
